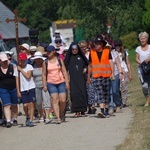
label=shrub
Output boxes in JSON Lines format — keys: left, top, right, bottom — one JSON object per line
{"left": 120, "top": 32, "right": 139, "bottom": 50}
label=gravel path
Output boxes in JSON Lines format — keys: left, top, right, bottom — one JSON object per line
{"left": 0, "top": 107, "right": 133, "bottom": 150}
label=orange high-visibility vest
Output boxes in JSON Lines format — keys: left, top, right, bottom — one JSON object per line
{"left": 91, "top": 49, "right": 112, "bottom": 78}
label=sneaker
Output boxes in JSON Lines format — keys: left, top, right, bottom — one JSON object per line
{"left": 49, "top": 113, "right": 54, "bottom": 119}
{"left": 108, "top": 108, "right": 114, "bottom": 115}
{"left": 25, "top": 118, "right": 30, "bottom": 126}
{"left": 91, "top": 108, "right": 97, "bottom": 114}
{"left": 38, "top": 117, "right": 44, "bottom": 123}
{"left": 13, "top": 120, "right": 18, "bottom": 126}
{"left": 105, "top": 112, "right": 110, "bottom": 118}
{"left": 6, "top": 122, "right": 12, "bottom": 128}
{"left": 28, "top": 121, "right": 34, "bottom": 127}
{"left": 0, "top": 119, "right": 4, "bottom": 124}
{"left": 45, "top": 119, "right": 51, "bottom": 124}
{"left": 98, "top": 112, "right": 106, "bottom": 118}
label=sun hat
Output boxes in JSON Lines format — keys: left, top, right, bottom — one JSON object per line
{"left": 0, "top": 53, "right": 8, "bottom": 61}
{"left": 30, "top": 51, "right": 46, "bottom": 60}
{"left": 46, "top": 45, "right": 55, "bottom": 52}
{"left": 18, "top": 52, "right": 27, "bottom": 60}
{"left": 30, "top": 46, "right": 37, "bottom": 52}
{"left": 5, "top": 51, "right": 14, "bottom": 55}
{"left": 94, "top": 35, "right": 107, "bottom": 46}
{"left": 19, "top": 43, "right": 30, "bottom": 51}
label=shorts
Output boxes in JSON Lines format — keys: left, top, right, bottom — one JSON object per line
{"left": 21, "top": 88, "right": 36, "bottom": 104}
{"left": 47, "top": 82, "right": 66, "bottom": 94}
{"left": 0, "top": 88, "right": 18, "bottom": 106}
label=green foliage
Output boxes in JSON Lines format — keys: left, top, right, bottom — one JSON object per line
{"left": 142, "top": 0, "right": 150, "bottom": 31}
{"left": 0, "top": 0, "right": 149, "bottom": 43}
{"left": 120, "top": 32, "right": 139, "bottom": 50}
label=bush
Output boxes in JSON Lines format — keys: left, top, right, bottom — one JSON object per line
{"left": 120, "top": 32, "right": 139, "bottom": 50}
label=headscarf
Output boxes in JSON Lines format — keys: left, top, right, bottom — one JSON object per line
{"left": 64, "top": 42, "right": 89, "bottom": 66}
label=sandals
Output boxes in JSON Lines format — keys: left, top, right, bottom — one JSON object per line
{"left": 56, "top": 119, "right": 61, "bottom": 124}
{"left": 74, "top": 112, "right": 81, "bottom": 118}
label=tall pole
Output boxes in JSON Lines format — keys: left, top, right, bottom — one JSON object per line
{"left": 5, "top": 9, "right": 26, "bottom": 56}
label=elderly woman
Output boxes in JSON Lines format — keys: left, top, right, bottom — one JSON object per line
{"left": 135, "top": 31, "right": 150, "bottom": 106}
{"left": 0, "top": 53, "right": 20, "bottom": 127}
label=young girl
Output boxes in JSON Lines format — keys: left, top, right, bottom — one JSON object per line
{"left": 17, "top": 52, "right": 36, "bottom": 127}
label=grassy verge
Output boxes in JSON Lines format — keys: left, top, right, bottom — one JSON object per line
{"left": 116, "top": 51, "right": 150, "bottom": 150}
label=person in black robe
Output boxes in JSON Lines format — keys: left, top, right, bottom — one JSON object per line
{"left": 65, "top": 42, "right": 89, "bottom": 117}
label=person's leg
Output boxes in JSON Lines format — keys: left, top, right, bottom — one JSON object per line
{"left": 111, "top": 74, "right": 122, "bottom": 111}
{"left": 58, "top": 82, "right": 67, "bottom": 121}
{"left": 35, "top": 87, "right": 43, "bottom": 121}
{"left": 47, "top": 83, "right": 61, "bottom": 124}
{"left": 0, "top": 88, "right": 12, "bottom": 127}
{"left": 42, "top": 90, "right": 51, "bottom": 123}
{"left": 10, "top": 88, "right": 18, "bottom": 125}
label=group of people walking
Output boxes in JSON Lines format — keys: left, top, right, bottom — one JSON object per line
{"left": 1, "top": 30, "right": 149, "bottom": 128}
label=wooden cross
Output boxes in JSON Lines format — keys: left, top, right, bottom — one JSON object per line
{"left": 5, "top": 9, "right": 27, "bottom": 55}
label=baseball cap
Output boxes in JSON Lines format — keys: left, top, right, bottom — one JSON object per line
{"left": 114, "top": 39, "right": 122, "bottom": 47}
{"left": 55, "top": 30, "right": 60, "bottom": 34}
{"left": 5, "top": 51, "right": 14, "bottom": 55}
{"left": 0, "top": 53, "right": 8, "bottom": 61}
{"left": 94, "top": 35, "right": 107, "bottom": 46}
{"left": 46, "top": 45, "right": 55, "bottom": 52}
{"left": 18, "top": 52, "right": 27, "bottom": 60}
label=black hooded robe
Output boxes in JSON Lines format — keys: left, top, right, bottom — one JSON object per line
{"left": 65, "top": 42, "right": 89, "bottom": 113}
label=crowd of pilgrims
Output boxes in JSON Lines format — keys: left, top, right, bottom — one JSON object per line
{"left": 0, "top": 31, "right": 132, "bottom": 128}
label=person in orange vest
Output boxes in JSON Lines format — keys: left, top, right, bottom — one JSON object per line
{"left": 87, "top": 35, "right": 114, "bottom": 118}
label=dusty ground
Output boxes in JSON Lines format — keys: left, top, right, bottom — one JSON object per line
{"left": 0, "top": 106, "right": 133, "bottom": 150}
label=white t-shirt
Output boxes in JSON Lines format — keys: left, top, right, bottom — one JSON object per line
{"left": 19, "top": 64, "right": 35, "bottom": 92}
{"left": 118, "top": 51, "right": 129, "bottom": 72}
{"left": 135, "top": 45, "right": 150, "bottom": 63}
{"left": 111, "top": 50, "right": 119, "bottom": 75}
{"left": 13, "top": 66, "right": 18, "bottom": 77}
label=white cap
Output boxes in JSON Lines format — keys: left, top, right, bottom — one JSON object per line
{"left": 0, "top": 53, "right": 8, "bottom": 61}
{"left": 55, "top": 30, "right": 60, "bottom": 34}
{"left": 30, "top": 46, "right": 37, "bottom": 52}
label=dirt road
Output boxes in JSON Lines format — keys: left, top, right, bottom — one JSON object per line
{"left": 0, "top": 107, "right": 133, "bottom": 150}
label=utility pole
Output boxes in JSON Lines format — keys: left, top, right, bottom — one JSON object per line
{"left": 5, "top": 9, "right": 26, "bottom": 55}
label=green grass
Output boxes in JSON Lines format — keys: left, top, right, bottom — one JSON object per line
{"left": 116, "top": 62, "right": 150, "bottom": 150}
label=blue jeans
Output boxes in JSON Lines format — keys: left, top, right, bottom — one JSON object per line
{"left": 109, "top": 74, "right": 122, "bottom": 108}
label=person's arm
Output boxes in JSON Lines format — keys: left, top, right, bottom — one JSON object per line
{"left": 115, "top": 56, "right": 124, "bottom": 80}
{"left": 17, "top": 65, "right": 32, "bottom": 79}
{"left": 135, "top": 52, "right": 141, "bottom": 64}
{"left": 109, "top": 59, "right": 115, "bottom": 80}
{"left": 60, "top": 59, "right": 69, "bottom": 90}
{"left": 126, "top": 56, "right": 132, "bottom": 81}
{"left": 42, "top": 61, "right": 47, "bottom": 92}
{"left": 87, "top": 63, "right": 91, "bottom": 84}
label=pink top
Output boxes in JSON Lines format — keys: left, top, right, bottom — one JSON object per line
{"left": 47, "top": 59, "right": 65, "bottom": 84}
